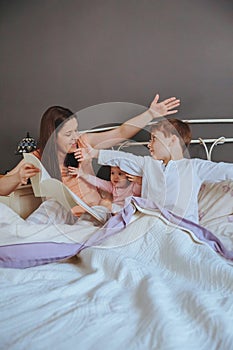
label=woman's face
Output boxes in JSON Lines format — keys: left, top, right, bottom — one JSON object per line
{"left": 148, "top": 130, "right": 172, "bottom": 164}
{"left": 110, "top": 167, "right": 128, "bottom": 188}
{"left": 56, "top": 117, "right": 79, "bottom": 154}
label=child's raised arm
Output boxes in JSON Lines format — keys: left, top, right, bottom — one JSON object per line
{"left": 74, "top": 145, "right": 99, "bottom": 161}
{"left": 126, "top": 174, "right": 142, "bottom": 185}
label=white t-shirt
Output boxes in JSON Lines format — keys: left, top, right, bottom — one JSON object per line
{"left": 98, "top": 150, "right": 233, "bottom": 223}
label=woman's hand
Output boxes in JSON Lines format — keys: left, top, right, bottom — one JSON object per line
{"left": 73, "top": 148, "right": 85, "bottom": 162}
{"left": 0, "top": 162, "right": 39, "bottom": 196}
{"left": 18, "top": 163, "right": 40, "bottom": 185}
{"left": 149, "top": 94, "right": 180, "bottom": 118}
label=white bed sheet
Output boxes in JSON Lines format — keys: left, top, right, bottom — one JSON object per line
{"left": 0, "top": 211, "right": 233, "bottom": 350}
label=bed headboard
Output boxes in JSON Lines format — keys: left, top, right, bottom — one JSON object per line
{"left": 180, "top": 119, "right": 233, "bottom": 161}
{"left": 83, "top": 118, "right": 233, "bottom": 161}
{"left": 81, "top": 117, "right": 233, "bottom": 183}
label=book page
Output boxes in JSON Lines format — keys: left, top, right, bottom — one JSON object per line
{"left": 23, "top": 153, "right": 51, "bottom": 196}
{"left": 23, "top": 153, "right": 105, "bottom": 224}
{"left": 40, "top": 178, "right": 105, "bottom": 223}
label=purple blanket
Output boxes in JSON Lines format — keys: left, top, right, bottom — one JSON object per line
{"left": 0, "top": 197, "right": 232, "bottom": 268}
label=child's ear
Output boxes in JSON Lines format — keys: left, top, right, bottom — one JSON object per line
{"left": 169, "top": 134, "right": 177, "bottom": 146}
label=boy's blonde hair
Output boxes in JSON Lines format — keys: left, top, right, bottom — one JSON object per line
{"left": 151, "top": 118, "right": 192, "bottom": 151}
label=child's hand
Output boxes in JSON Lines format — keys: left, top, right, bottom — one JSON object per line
{"left": 74, "top": 146, "right": 99, "bottom": 161}
{"left": 67, "top": 166, "right": 79, "bottom": 176}
{"left": 99, "top": 198, "right": 112, "bottom": 211}
{"left": 18, "top": 163, "right": 40, "bottom": 185}
{"left": 126, "top": 174, "right": 142, "bottom": 185}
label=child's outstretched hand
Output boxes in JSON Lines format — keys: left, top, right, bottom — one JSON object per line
{"left": 67, "top": 166, "right": 80, "bottom": 176}
{"left": 73, "top": 145, "right": 98, "bottom": 161}
{"left": 126, "top": 174, "right": 142, "bottom": 185}
{"left": 67, "top": 166, "right": 87, "bottom": 178}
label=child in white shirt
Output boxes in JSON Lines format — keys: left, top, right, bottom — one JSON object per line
{"left": 77, "top": 118, "right": 233, "bottom": 224}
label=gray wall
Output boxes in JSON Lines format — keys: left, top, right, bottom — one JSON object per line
{"left": 0, "top": 0, "right": 232, "bottom": 173}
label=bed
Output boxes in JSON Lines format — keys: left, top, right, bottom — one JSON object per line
{"left": 0, "top": 117, "right": 233, "bottom": 350}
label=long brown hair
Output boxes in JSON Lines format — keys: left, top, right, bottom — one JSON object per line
{"left": 38, "top": 106, "right": 76, "bottom": 179}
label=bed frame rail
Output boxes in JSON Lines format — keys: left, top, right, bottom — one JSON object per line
{"left": 83, "top": 118, "right": 233, "bottom": 161}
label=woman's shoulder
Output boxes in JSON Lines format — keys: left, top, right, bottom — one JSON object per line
{"left": 32, "top": 149, "right": 41, "bottom": 159}
{"left": 78, "top": 133, "right": 90, "bottom": 148}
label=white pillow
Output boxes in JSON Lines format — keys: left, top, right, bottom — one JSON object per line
{"left": 198, "top": 180, "right": 233, "bottom": 225}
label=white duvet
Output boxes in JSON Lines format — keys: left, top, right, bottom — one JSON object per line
{"left": 0, "top": 209, "right": 233, "bottom": 350}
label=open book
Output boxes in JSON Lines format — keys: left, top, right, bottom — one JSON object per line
{"left": 23, "top": 153, "right": 105, "bottom": 224}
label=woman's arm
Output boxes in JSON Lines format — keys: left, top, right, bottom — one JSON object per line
{"left": 0, "top": 174, "right": 22, "bottom": 196}
{"left": 0, "top": 162, "right": 40, "bottom": 196}
{"left": 86, "top": 94, "right": 180, "bottom": 149}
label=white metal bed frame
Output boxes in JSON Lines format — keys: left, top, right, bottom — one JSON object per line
{"left": 83, "top": 118, "right": 233, "bottom": 161}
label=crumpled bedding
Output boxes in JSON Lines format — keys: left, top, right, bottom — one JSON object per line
{"left": 0, "top": 206, "right": 233, "bottom": 350}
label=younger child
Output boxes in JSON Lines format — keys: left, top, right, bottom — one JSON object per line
{"left": 68, "top": 165, "right": 142, "bottom": 213}
{"left": 76, "top": 118, "right": 233, "bottom": 224}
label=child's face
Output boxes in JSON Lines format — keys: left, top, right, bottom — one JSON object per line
{"left": 148, "top": 130, "right": 172, "bottom": 163}
{"left": 110, "top": 167, "right": 128, "bottom": 188}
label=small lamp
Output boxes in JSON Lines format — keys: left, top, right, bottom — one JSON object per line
{"left": 15, "top": 132, "right": 37, "bottom": 155}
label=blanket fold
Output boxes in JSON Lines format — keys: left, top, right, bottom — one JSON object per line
{"left": 0, "top": 197, "right": 232, "bottom": 268}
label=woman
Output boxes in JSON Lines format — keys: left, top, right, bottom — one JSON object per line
{"left": 12, "top": 94, "right": 180, "bottom": 215}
